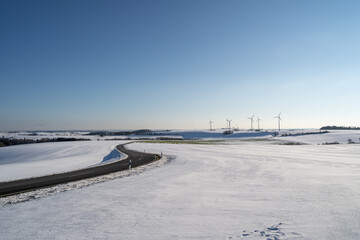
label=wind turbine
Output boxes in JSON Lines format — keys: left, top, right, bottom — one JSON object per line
{"left": 257, "top": 116, "right": 262, "bottom": 130}
{"left": 226, "top": 118, "right": 233, "bottom": 130}
{"left": 274, "top": 112, "right": 282, "bottom": 131}
{"left": 209, "top": 119, "right": 213, "bottom": 131}
{"left": 248, "top": 115, "right": 255, "bottom": 131}
{"left": 228, "top": 119, "right": 233, "bottom": 130}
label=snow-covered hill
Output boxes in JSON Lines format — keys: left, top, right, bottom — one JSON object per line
{"left": 1, "top": 129, "right": 359, "bottom": 182}
{"left": 1, "top": 141, "right": 360, "bottom": 239}
{"left": 0, "top": 140, "right": 128, "bottom": 182}
{"left": 2, "top": 129, "right": 360, "bottom": 144}
{"left": 276, "top": 130, "right": 360, "bottom": 145}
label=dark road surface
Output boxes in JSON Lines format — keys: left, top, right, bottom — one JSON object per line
{"left": 0, "top": 143, "right": 160, "bottom": 197}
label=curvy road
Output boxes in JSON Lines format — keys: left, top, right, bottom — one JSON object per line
{"left": 0, "top": 143, "right": 160, "bottom": 197}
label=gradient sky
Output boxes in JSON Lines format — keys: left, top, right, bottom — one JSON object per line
{"left": 1, "top": 0, "right": 360, "bottom": 131}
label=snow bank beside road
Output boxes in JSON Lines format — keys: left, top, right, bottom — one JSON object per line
{"left": 0, "top": 140, "right": 128, "bottom": 182}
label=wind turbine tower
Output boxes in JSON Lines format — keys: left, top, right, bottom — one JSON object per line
{"left": 248, "top": 115, "right": 255, "bottom": 131}
{"left": 257, "top": 116, "right": 262, "bottom": 130}
{"left": 209, "top": 120, "right": 213, "bottom": 131}
{"left": 274, "top": 112, "right": 282, "bottom": 131}
{"left": 228, "top": 119, "right": 233, "bottom": 131}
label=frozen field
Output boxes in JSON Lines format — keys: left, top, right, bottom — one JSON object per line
{"left": 0, "top": 129, "right": 275, "bottom": 140}
{"left": 2, "top": 129, "right": 360, "bottom": 143}
{"left": 276, "top": 130, "right": 360, "bottom": 145}
{"left": 0, "top": 140, "right": 128, "bottom": 182}
{"left": 1, "top": 139, "right": 360, "bottom": 239}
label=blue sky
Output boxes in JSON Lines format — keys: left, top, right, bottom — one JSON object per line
{"left": 1, "top": 0, "right": 360, "bottom": 130}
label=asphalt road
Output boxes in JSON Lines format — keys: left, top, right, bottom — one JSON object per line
{"left": 0, "top": 143, "right": 160, "bottom": 197}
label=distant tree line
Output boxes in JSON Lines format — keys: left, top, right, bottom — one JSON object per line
{"left": 322, "top": 142, "right": 340, "bottom": 145}
{"left": 104, "top": 137, "right": 183, "bottom": 141}
{"left": 281, "top": 131, "right": 329, "bottom": 137}
{"left": 0, "top": 137, "right": 90, "bottom": 147}
{"left": 320, "top": 126, "right": 360, "bottom": 130}
{"left": 88, "top": 129, "right": 172, "bottom": 137}
{"left": 222, "top": 130, "right": 233, "bottom": 135}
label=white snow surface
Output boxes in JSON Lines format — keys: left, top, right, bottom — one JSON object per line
{"left": 3, "top": 129, "right": 359, "bottom": 144}
{"left": 0, "top": 129, "right": 274, "bottom": 140}
{"left": 0, "top": 140, "right": 128, "bottom": 182}
{"left": 0, "top": 131, "right": 94, "bottom": 140}
{"left": 150, "top": 129, "right": 274, "bottom": 139}
{"left": 1, "top": 141, "right": 360, "bottom": 239}
{"left": 277, "top": 130, "right": 360, "bottom": 145}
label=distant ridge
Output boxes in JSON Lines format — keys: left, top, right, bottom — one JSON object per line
{"left": 87, "top": 129, "right": 153, "bottom": 136}
{"left": 320, "top": 126, "right": 360, "bottom": 130}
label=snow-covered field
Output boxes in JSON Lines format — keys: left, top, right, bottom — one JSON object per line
{"left": 0, "top": 131, "right": 94, "bottom": 140}
{"left": 277, "top": 130, "right": 360, "bottom": 145}
{"left": 2, "top": 129, "right": 360, "bottom": 143}
{"left": 0, "top": 129, "right": 275, "bottom": 140}
{"left": 148, "top": 129, "right": 274, "bottom": 139}
{"left": 1, "top": 129, "right": 360, "bottom": 239}
{"left": 1, "top": 137, "right": 360, "bottom": 239}
{"left": 0, "top": 140, "right": 128, "bottom": 182}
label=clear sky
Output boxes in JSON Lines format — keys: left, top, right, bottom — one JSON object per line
{"left": 1, "top": 0, "right": 360, "bottom": 131}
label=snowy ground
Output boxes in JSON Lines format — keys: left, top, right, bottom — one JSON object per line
{"left": 0, "top": 129, "right": 275, "bottom": 140}
{"left": 1, "top": 139, "right": 360, "bottom": 239}
{"left": 148, "top": 129, "right": 274, "bottom": 139}
{"left": 0, "top": 131, "right": 94, "bottom": 140}
{"left": 2, "top": 129, "right": 359, "bottom": 143}
{"left": 0, "top": 140, "right": 128, "bottom": 182}
{"left": 276, "top": 130, "right": 360, "bottom": 145}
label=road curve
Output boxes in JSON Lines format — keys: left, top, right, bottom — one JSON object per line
{"left": 0, "top": 143, "right": 160, "bottom": 197}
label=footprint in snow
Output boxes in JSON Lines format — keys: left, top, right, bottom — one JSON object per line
{"left": 227, "top": 222, "right": 303, "bottom": 239}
